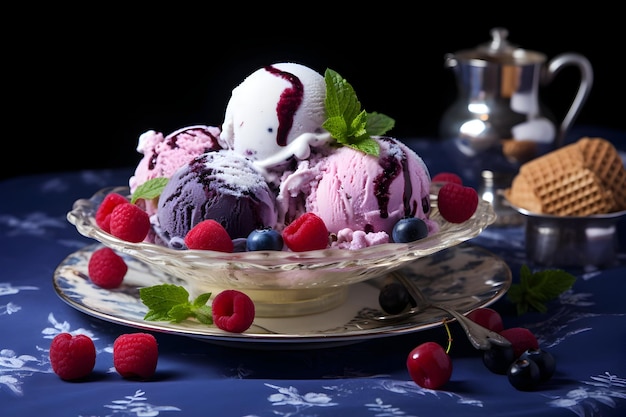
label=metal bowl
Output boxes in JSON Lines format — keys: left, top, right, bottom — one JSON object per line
{"left": 511, "top": 205, "right": 626, "bottom": 268}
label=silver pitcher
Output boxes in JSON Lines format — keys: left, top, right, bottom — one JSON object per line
{"left": 439, "top": 28, "right": 593, "bottom": 225}
{"left": 440, "top": 27, "right": 593, "bottom": 163}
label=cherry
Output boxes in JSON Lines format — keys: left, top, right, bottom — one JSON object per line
{"left": 406, "top": 341, "right": 452, "bottom": 390}
{"left": 466, "top": 307, "right": 504, "bottom": 333}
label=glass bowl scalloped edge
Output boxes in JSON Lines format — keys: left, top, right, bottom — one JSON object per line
{"left": 67, "top": 185, "right": 497, "bottom": 291}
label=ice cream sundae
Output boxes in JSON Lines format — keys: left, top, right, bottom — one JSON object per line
{"left": 128, "top": 62, "right": 440, "bottom": 251}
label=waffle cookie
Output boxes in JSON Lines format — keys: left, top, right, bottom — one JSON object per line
{"left": 504, "top": 137, "right": 626, "bottom": 216}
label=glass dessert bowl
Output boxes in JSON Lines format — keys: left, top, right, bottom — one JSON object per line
{"left": 67, "top": 186, "right": 497, "bottom": 317}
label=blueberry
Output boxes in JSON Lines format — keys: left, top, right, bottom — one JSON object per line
{"left": 392, "top": 217, "right": 428, "bottom": 243}
{"left": 246, "top": 228, "right": 284, "bottom": 251}
{"left": 519, "top": 348, "right": 556, "bottom": 381}
{"left": 379, "top": 282, "right": 415, "bottom": 314}
{"left": 483, "top": 344, "right": 515, "bottom": 375}
{"left": 507, "top": 358, "right": 541, "bottom": 391}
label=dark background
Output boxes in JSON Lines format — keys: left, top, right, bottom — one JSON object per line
{"left": 4, "top": 8, "right": 624, "bottom": 180}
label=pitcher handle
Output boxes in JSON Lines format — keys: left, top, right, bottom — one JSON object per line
{"left": 544, "top": 53, "right": 594, "bottom": 148}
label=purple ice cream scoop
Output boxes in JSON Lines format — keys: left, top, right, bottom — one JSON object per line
{"left": 155, "top": 150, "right": 278, "bottom": 248}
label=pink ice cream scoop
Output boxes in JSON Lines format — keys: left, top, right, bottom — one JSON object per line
{"left": 279, "top": 136, "right": 438, "bottom": 249}
{"left": 155, "top": 150, "right": 278, "bottom": 249}
{"left": 130, "top": 125, "right": 223, "bottom": 190}
{"left": 129, "top": 125, "right": 223, "bottom": 214}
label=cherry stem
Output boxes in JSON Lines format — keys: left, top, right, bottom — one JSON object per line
{"left": 443, "top": 319, "right": 452, "bottom": 354}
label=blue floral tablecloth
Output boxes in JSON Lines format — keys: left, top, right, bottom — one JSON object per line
{"left": 2, "top": 126, "right": 625, "bottom": 417}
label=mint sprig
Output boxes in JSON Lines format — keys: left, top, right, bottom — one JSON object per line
{"left": 131, "top": 177, "right": 169, "bottom": 204}
{"left": 322, "top": 68, "right": 395, "bottom": 156}
{"left": 139, "top": 284, "right": 213, "bottom": 325}
{"left": 507, "top": 265, "right": 576, "bottom": 315}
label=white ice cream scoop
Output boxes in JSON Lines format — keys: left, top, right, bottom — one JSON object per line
{"left": 219, "top": 62, "right": 332, "bottom": 171}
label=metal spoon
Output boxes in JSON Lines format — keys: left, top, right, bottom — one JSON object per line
{"left": 366, "top": 271, "right": 511, "bottom": 351}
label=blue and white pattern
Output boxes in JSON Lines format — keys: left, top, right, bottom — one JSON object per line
{"left": 2, "top": 144, "right": 626, "bottom": 416}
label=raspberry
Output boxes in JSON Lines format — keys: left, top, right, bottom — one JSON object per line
{"left": 109, "top": 202, "right": 151, "bottom": 243}
{"left": 212, "top": 290, "right": 255, "bottom": 333}
{"left": 500, "top": 327, "right": 539, "bottom": 358}
{"left": 432, "top": 172, "right": 463, "bottom": 185}
{"left": 49, "top": 333, "right": 96, "bottom": 380}
{"left": 282, "top": 212, "right": 329, "bottom": 252}
{"left": 113, "top": 333, "right": 158, "bottom": 380}
{"left": 88, "top": 247, "right": 128, "bottom": 288}
{"left": 95, "top": 192, "right": 129, "bottom": 232}
{"left": 184, "top": 219, "right": 234, "bottom": 252}
{"left": 437, "top": 182, "right": 479, "bottom": 223}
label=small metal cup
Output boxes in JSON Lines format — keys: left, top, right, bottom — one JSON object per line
{"left": 513, "top": 207, "right": 626, "bottom": 268}
{"left": 478, "top": 170, "right": 524, "bottom": 226}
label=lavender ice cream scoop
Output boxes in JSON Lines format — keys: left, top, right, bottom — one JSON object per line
{"left": 155, "top": 150, "right": 278, "bottom": 248}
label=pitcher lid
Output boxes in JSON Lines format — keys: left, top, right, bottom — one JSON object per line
{"left": 451, "top": 27, "right": 546, "bottom": 65}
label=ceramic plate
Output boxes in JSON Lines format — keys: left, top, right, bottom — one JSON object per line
{"left": 53, "top": 243, "right": 511, "bottom": 349}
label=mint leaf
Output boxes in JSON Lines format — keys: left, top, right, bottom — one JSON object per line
{"left": 194, "top": 306, "right": 214, "bottom": 325}
{"left": 351, "top": 136, "right": 380, "bottom": 156}
{"left": 366, "top": 112, "right": 396, "bottom": 136}
{"left": 507, "top": 265, "right": 576, "bottom": 315}
{"left": 322, "top": 68, "right": 395, "bottom": 156}
{"left": 139, "top": 284, "right": 214, "bottom": 325}
{"left": 168, "top": 303, "right": 194, "bottom": 323}
{"left": 131, "top": 177, "right": 169, "bottom": 204}
{"left": 140, "top": 284, "right": 189, "bottom": 311}
{"left": 324, "top": 69, "right": 360, "bottom": 125}
{"left": 143, "top": 309, "right": 172, "bottom": 322}
{"left": 193, "top": 292, "right": 212, "bottom": 307}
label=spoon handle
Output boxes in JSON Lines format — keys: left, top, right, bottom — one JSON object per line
{"left": 392, "top": 272, "right": 511, "bottom": 351}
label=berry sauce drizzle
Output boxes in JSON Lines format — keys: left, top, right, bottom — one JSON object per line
{"left": 373, "top": 137, "right": 420, "bottom": 223}
{"left": 265, "top": 65, "right": 304, "bottom": 148}
{"left": 375, "top": 149, "right": 400, "bottom": 220}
